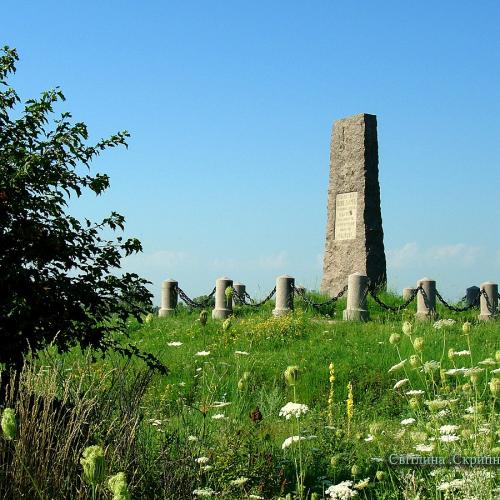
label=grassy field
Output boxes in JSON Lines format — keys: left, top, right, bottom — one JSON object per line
{"left": 1, "top": 293, "right": 499, "bottom": 499}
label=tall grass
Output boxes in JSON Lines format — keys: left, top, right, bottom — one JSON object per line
{"left": 0, "top": 293, "right": 498, "bottom": 498}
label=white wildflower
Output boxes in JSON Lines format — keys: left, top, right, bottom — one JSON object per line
{"left": 354, "top": 478, "right": 370, "bottom": 490}
{"left": 388, "top": 359, "right": 407, "bottom": 373}
{"left": 211, "top": 401, "right": 231, "bottom": 408}
{"left": 187, "top": 435, "right": 198, "bottom": 442}
{"left": 420, "top": 360, "right": 440, "bottom": 373}
{"left": 364, "top": 434, "right": 374, "bottom": 442}
{"left": 401, "top": 418, "right": 416, "bottom": 426}
{"left": 230, "top": 477, "right": 249, "bottom": 486}
{"left": 463, "top": 367, "right": 484, "bottom": 376}
{"left": 405, "top": 389, "right": 425, "bottom": 396}
{"left": 325, "top": 480, "right": 358, "bottom": 498}
{"left": 393, "top": 378, "right": 409, "bottom": 389}
{"left": 234, "top": 350, "right": 249, "bottom": 356}
{"left": 279, "top": 402, "right": 309, "bottom": 420}
{"left": 440, "top": 424, "right": 459, "bottom": 434}
{"left": 433, "top": 319, "right": 456, "bottom": 329}
{"left": 445, "top": 368, "right": 467, "bottom": 376}
{"left": 281, "top": 435, "right": 306, "bottom": 449}
{"left": 440, "top": 434, "right": 460, "bottom": 443}
{"left": 167, "top": 341, "right": 183, "bottom": 347}
{"left": 193, "top": 487, "right": 216, "bottom": 497}
{"left": 478, "top": 358, "right": 496, "bottom": 366}
{"left": 195, "top": 351, "right": 211, "bottom": 356}
{"left": 454, "top": 350, "right": 470, "bottom": 357}
{"left": 436, "top": 409, "right": 450, "bottom": 417}
{"left": 195, "top": 457, "right": 210, "bottom": 465}
{"left": 492, "top": 368, "right": 500, "bottom": 374}
{"left": 415, "top": 443, "right": 434, "bottom": 452}
{"left": 249, "top": 496, "right": 264, "bottom": 499}
{"left": 211, "top": 413, "right": 226, "bottom": 420}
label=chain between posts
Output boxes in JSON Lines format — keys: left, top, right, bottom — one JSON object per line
{"left": 293, "top": 285, "right": 348, "bottom": 310}
{"left": 435, "top": 289, "right": 478, "bottom": 312}
{"left": 175, "top": 286, "right": 216, "bottom": 309}
{"left": 368, "top": 285, "right": 421, "bottom": 312}
{"left": 237, "top": 287, "right": 277, "bottom": 307}
{"left": 480, "top": 288, "right": 500, "bottom": 314}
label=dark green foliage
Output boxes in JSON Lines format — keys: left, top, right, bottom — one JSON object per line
{"left": 0, "top": 46, "right": 165, "bottom": 374}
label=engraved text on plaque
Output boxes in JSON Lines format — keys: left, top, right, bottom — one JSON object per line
{"left": 334, "top": 192, "right": 357, "bottom": 241}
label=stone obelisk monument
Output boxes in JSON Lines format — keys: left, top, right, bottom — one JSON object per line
{"left": 321, "top": 113, "right": 386, "bottom": 296}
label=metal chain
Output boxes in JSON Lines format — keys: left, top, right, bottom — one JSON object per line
{"left": 368, "top": 285, "right": 420, "bottom": 312}
{"left": 435, "top": 289, "right": 478, "bottom": 312}
{"left": 480, "top": 288, "right": 499, "bottom": 314}
{"left": 293, "top": 285, "right": 348, "bottom": 310}
{"left": 242, "top": 287, "right": 277, "bottom": 307}
{"left": 175, "top": 286, "right": 216, "bottom": 309}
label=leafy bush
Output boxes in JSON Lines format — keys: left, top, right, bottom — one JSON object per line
{"left": 0, "top": 46, "right": 165, "bottom": 375}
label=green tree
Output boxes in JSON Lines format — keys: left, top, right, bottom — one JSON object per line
{"left": 0, "top": 46, "right": 166, "bottom": 374}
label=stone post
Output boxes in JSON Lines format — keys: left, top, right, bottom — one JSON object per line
{"left": 403, "top": 287, "right": 416, "bottom": 302}
{"left": 212, "top": 277, "right": 233, "bottom": 320}
{"left": 343, "top": 272, "right": 370, "bottom": 321}
{"left": 272, "top": 275, "right": 295, "bottom": 317}
{"left": 233, "top": 282, "right": 246, "bottom": 307}
{"left": 158, "top": 279, "right": 178, "bottom": 317}
{"left": 465, "top": 286, "right": 480, "bottom": 307}
{"left": 415, "top": 278, "right": 438, "bottom": 321}
{"left": 478, "top": 282, "right": 498, "bottom": 321}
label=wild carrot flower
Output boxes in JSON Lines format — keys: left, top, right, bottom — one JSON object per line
{"left": 195, "top": 351, "right": 210, "bottom": 356}
{"left": 167, "top": 341, "right": 183, "bottom": 347}
{"left": 393, "top": 379, "right": 409, "bottom": 390}
{"left": 195, "top": 457, "right": 210, "bottom": 465}
{"left": 440, "top": 424, "right": 459, "bottom": 434}
{"left": 279, "top": 402, "right": 309, "bottom": 420}
{"left": 199, "top": 310, "right": 208, "bottom": 327}
{"left": 230, "top": 477, "right": 249, "bottom": 486}
{"left": 284, "top": 365, "right": 300, "bottom": 386}
{"left": 389, "top": 333, "right": 401, "bottom": 345}
{"left": 281, "top": 435, "right": 307, "bottom": 449}
{"left": 405, "top": 390, "right": 424, "bottom": 396}
{"left": 402, "top": 321, "right": 413, "bottom": 336}
{"left": 415, "top": 443, "right": 434, "bottom": 452}
{"left": 462, "top": 321, "right": 472, "bottom": 334}
{"left": 388, "top": 359, "right": 407, "bottom": 373}
{"left": 325, "top": 480, "right": 358, "bottom": 498}
{"left": 489, "top": 378, "right": 500, "bottom": 396}
{"left": 193, "top": 487, "right": 216, "bottom": 497}
{"left": 440, "top": 434, "right": 459, "bottom": 443}
{"left": 222, "top": 317, "right": 232, "bottom": 331}
{"left": 413, "top": 337, "right": 424, "bottom": 352}
{"left": 80, "top": 445, "right": 105, "bottom": 486}
{"left": 354, "top": 478, "right": 370, "bottom": 490}
{"left": 401, "top": 418, "right": 416, "bottom": 426}
{"left": 1, "top": 408, "right": 16, "bottom": 441}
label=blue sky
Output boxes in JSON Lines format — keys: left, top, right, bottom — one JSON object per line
{"left": 5, "top": 1, "right": 500, "bottom": 303}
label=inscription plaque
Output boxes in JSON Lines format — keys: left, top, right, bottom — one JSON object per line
{"left": 334, "top": 192, "right": 357, "bottom": 240}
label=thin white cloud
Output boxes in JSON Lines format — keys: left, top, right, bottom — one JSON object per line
{"left": 387, "top": 242, "right": 418, "bottom": 269}
{"left": 426, "top": 244, "right": 480, "bottom": 266}
{"left": 257, "top": 251, "right": 288, "bottom": 270}
{"left": 388, "top": 242, "right": 481, "bottom": 269}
